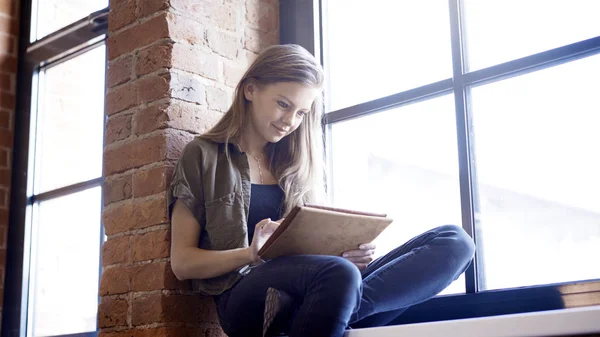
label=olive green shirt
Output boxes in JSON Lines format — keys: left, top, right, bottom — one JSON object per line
{"left": 168, "top": 136, "right": 252, "bottom": 295}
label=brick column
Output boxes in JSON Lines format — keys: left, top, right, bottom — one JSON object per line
{"left": 99, "top": 0, "right": 278, "bottom": 336}
{"left": 0, "top": 0, "right": 19, "bottom": 329}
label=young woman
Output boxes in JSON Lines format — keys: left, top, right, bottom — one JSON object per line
{"left": 168, "top": 44, "right": 475, "bottom": 337}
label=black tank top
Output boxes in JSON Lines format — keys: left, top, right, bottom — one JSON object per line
{"left": 247, "top": 184, "right": 285, "bottom": 242}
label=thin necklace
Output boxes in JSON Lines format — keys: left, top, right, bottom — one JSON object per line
{"left": 239, "top": 143, "right": 264, "bottom": 184}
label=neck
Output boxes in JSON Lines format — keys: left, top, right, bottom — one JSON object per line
{"left": 239, "top": 125, "right": 267, "bottom": 157}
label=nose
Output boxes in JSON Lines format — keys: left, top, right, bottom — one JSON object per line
{"left": 281, "top": 110, "right": 296, "bottom": 126}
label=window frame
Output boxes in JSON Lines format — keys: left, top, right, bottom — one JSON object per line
{"left": 279, "top": 0, "right": 600, "bottom": 323}
{"left": 2, "top": 0, "right": 109, "bottom": 336}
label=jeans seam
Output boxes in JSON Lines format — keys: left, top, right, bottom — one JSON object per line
{"left": 295, "top": 275, "right": 322, "bottom": 335}
{"left": 363, "top": 245, "right": 427, "bottom": 288}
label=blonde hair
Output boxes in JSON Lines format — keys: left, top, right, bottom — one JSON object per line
{"left": 201, "top": 44, "right": 326, "bottom": 216}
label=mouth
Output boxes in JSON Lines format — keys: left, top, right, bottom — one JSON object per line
{"left": 272, "top": 124, "right": 289, "bottom": 134}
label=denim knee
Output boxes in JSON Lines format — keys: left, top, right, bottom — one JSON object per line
{"left": 437, "top": 224, "right": 476, "bottom": 266}
{"left": 317, "top": 257, "right": 363, "bottom": 301}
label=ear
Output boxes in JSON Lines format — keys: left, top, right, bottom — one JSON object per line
{"left": 244, "top": 81, "right": 256, "bottom": 101}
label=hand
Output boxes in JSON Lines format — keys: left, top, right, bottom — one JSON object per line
{"left": 248, "top": 218, "right": 280, "bottom": 263}
{"left": 342, "top": 243, "right": 376, "bottom": 270}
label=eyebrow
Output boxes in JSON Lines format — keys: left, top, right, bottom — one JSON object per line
{"left": 277, "top": 94, "right": 311, "bottom": 112}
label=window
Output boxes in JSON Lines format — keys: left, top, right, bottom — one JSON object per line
{"left": 31, "top": 0, "right": 108, "bottom": 41}
{"left": 281, "top": 0, "right": 600, "bottom": 320}
{"left": 27, "top": 45, "right": 106, "bottom": 336}
{"left": 4, "top": 1, "right": 108, "bottom": 336}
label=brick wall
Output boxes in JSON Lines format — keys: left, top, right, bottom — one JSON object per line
{"left": 99, "top": 0, "right": 278, "bottom": 336}
{"left": 0, "top": 0, "right": 19, "bottom": 329}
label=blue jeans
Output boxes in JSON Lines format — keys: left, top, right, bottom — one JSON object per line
{"left": 215, "top": 225, "right": 475, "bottom": 337}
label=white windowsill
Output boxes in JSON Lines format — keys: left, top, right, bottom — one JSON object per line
{"left": 344, "top": 306, "right": 600, "bottom": 337}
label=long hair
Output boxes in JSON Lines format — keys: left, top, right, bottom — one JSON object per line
{"left": 201, "top": 44, "right": 326, "bottom": 216}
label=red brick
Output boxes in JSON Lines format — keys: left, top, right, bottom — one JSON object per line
{"left": 165, "top": 130, "right": 195, "bottom": 161}
{"left": 0, "top": 16, "right": 19, "bottom": 35}
{"left": 132, "top": 293, "right": 215, "bottom": 326}
{"left": 137, "top": 73, "right": 170, "bottom": 104}
{"left": 168, "top": 14, "right": 206, "bottom": 47}
{"left": 135, "top": 100, "right": 216, "bottom": 135}
{"left": 100, "top": 266, "right": 130, "bottom": 295}
{"left": 133, "top": 101, "right": 218, "bottom": 136}
{"left": 133, "top": 102, "right": 170, "bottom": 135}
{"left": 107, "top": 55, "right": 133, "bottom": 88}
{"left": 109, "top": 0, "right": 128, "bottom": 8}
{"left": 0, "top": 225, "right": 7, "bottom": 249}
{"left": 131, "top": 195, "right": 168, "bottom": 231}
{"left": 103, "top": 174, "right": 132, "bottom": 206}
{"left": 0, "top": 148, "right": 8, "bottom": 167}
{"left": 206, "top": 28, "right": 239, "bottom": 59}
{"left": 103, "top": 132, "right": 167, "bottom": 175}
{"left": 103, "top": 202, "right": 135, "bottom": 235}
{"left": 98, "top": 330, "right": 136, "bottom": 337}
{"left": 0, "top": 93, "right": 15, "bottom": 110}
{"left": 0, "top": 110, "right": 10, "bottom": 129}
{"left": 0, "top": 168, "right": 10, "bottom": 186}
{"left": 246, "top": 0, "right": 278, "bottom": 33}
{"left": 106, "top": 81, "right": 137, "bottom": 116}
{"left": 106, "top": 73, "right": 171, "bottom": 116}
{"left": 206, "top": 87, "right": 230, "bottom": 113}
{"left": 0, "top": 57, "right": 16, "bottom": 72}
{"left": 0, "top": 33, "right": 16, "bottom": 56}
{"left": 132, "top": 229, "right": 169, "bottom": 261}
{"left": 102, "top": 235, "right": 131, "bottom": 266}
{"left": 0, "top": 208, "right": 7, "bottom": 225}
{"left": 0, "top": 189, "right": 6, "bottom": 208}
{"left": 244, "top": 27, "right": 277, "bottom": 54}
{"left": 109, "top": 0, "right": 136, "bottom": 32}
{"left": 0, "top": 130, "right": 13, "bottom": 147}
{"left": 171, "top": 71, "right": 206, "bottom": 104}
{"left": 0, "top": 73, "right": 12, "bottom": 92}
{"left": 134, "top": 327, "right": 212, "bottom": 337}
{"left": 132, "top": 165, "right": 173, "bottom": 198}
{"left": 0, "top": 248, "right": 6, "bottom": 266}
{"left": 137, "top": 0, "right": 169, "bottom": 19}
{"left": 131, "top": 261, "right": 184, "bottom": 291}
{"left": 172, "top": 0, "right": 238, "bottom": 32}
{"left": 172, "top": 44, "right": 219, "bottom": 80}
{"left": 135, "top": 43, "right": 172, "bottom": 77}
{"left": 98, "top": 297, "right": 128, "bottom": 328}
{"left": 223, "top": 61, "right": 245, "bottom": 87}
{"left": 105, "top": 113, "right": 132, "bottom": 145}
{"left": 108, "top": 14, "right": 169, "bottom": 60}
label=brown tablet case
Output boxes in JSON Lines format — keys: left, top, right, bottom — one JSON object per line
{"left": 257, "top": 204, "right": 394, "bottom": 260}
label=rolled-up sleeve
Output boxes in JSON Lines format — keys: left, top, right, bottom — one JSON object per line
{"left": 168, "top": 141, "right": 205, "bottom": 223}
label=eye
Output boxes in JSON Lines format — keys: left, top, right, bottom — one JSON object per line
{"left": 296, "top": 110, "right": 308, "bottom": 117}
{"left": 277, "top": 101, "right": 289, "bottom": 109}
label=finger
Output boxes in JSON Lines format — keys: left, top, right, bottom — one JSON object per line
{"left": 345, "top": 256, "right": 374, "bottom": 264}
{"left": 355, "top": 263, "right": 368, "bottom": 270}
{"left": 257, "top": 218, "right": 272, "bottom": 228}
{"left": 343, "top": 249, "right": 375, "bottom": 258}
{"left": 359, "top": 243, "right": 376, "bottom": 250}
{"left": 261, "top": 221, "right": 280, "bottom": 234}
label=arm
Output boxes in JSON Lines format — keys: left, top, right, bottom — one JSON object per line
{"left": 170, "top": 200, "right": 257, "bottom": 281}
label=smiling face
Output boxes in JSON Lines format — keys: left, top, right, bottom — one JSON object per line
{"left": 243, "top": 81, "right": 320, "bottom": 144}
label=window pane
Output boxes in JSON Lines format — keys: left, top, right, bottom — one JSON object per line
{"left": 324, "top": 0, "right": 452, "bottom": 111}
{"left": 34, "top": 45, "right": 105, "bottom": 194}
{"left": 30, "top": 187, "right": 102, "bottom": 336}
{"left": 34, "top": 0, "right": 108, "bottom": 40}
{"left": 463, "top": 0, "right": 600, "bottom": 71}
{"left": 330, "top": 95, "right": 465, "bottom": 295}
{"left": 470, "top": 54, "right": 600, "bottom": 290}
